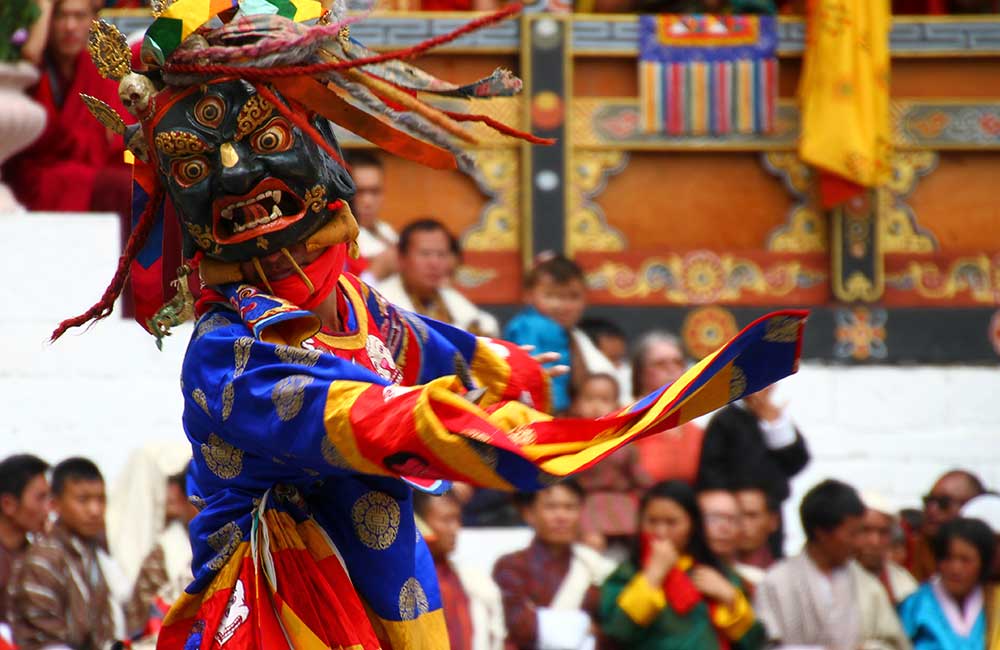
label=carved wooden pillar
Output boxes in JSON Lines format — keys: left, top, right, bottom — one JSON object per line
{"left": 521, "top": 14, "right": 570, "bottom": 262}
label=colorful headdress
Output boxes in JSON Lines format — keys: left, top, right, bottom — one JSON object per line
{"left": 54, "top": 0, "right": 547, "bottom": 345}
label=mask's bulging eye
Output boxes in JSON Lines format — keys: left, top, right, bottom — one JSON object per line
{"left": 194, "top": 96, "right": 225, "bottom": 128}
{"left": 250, "top": 118, "right": 293, "bottom": 155}
{"left": 172, "top": 156, "right": 210, "bottom": 187}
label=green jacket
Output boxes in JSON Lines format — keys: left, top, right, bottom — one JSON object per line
{"left": 599, "top": 559, "right": 766, "bottom": 650}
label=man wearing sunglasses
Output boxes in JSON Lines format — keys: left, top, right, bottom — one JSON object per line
{"left": 908, "top": 469, "right": 986, "bottom": 582}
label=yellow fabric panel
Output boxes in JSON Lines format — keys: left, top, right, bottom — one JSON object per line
{"left": 986, "top": 585, "right": 1000, "bottom": 650}
{"left": 365, "top": 603, "right": 450, "bottom": 650}
{"left": 298, "top": 520, "right": 336, "bottom": 562}
{"left": 265, "top": 511, "right": 307, "bottom": 552}
{"left": 162, "top": 541, "right": 249, "bottom": 624}
{"left": 485, "top": 401, "right": 552, "bottom": 432}
{"left": 323, "top": 381, "right": 393, "bottom": 476}
{"left": 798, "top": 0, "right": 891, "bottom": 187}
{"left": 412, "top": 377, "right": 512, "bottom": 490}
{"left": 279, "top": 599, "right": 335, "bottom": 650}
{"left": 675, "top": 363, "right": 734, "bottom": 424}
{"left": 616, "top": 573, "right": 667, "bottom": 627}
{"left": 469, "top": 338, "right": 514, "bottom": 409}
{"left": 710, "top": 590, "right": 756, "bottom": 641}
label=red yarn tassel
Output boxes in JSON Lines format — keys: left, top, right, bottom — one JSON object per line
{"left": 442, "top": 110, "right": 556, "bottom": 145}
{"left": 50, "top": 184, "right": 164, "bottom": 342}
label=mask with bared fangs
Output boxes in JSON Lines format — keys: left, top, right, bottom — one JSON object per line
{"left": 151, "top": 79, "right": 356, "bottom": 262}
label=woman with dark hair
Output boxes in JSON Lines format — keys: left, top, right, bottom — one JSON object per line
{"left": 899, "top": 517, "right": 996, "bottom": 649}
{"left": 628, "top": 333, "right": 705, "bottom": 485}
{"left": 599, "top": 481, "right": 764, "bottom": 649}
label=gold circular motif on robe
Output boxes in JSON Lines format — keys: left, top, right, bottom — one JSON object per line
{"left": 763, "top": 315, "right": 801, "bottom": 343}
{"left": 196, "top": 314, "right": 233, "bottom": 339}
{"left": 275, "top": 345, "right": 322, "bottom": 368}
{"left": 351, "top": 491, "right": 400, "bottom": 551}
{"left": 206, "top": 521, "right": 243, "bottom": 571}
{"left": 398, "top": 577, "right": 430, "bottom": 621}
{"left": 271, "top": 375, "right": 314, "bottom": 421}
{"left": 221, "top": 383, "right": 235, "bottom": 421}
{"left": 201, "top": 433, "right": 244, "bottom": 480}
{"left": 233, "top": 337, "right": 254, "bottom": 378}
{"left": 192, "top": 388, "right": 211, "bottom": 416}
{"left": 728, "top": 366, "right": 748, "bottom": 401}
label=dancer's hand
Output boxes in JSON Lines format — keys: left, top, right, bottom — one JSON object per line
{"left": 519, "top": 345, "right": 570, "bottom": 377}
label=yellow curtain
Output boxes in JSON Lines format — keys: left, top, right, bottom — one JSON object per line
{"left": 798, "top": 0, "right": 892, "bottom": 188}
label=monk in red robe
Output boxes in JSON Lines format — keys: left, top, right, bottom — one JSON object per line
{"left": 4, "top": 0, "right": 129, "bottom": 213}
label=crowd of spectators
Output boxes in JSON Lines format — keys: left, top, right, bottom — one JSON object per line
{"left": 3, "top": 449, "right": 999, "bottom": 650}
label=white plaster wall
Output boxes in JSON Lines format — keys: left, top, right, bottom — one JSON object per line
{"left": 2, "top": 212, "right": 998, "bottom": 553}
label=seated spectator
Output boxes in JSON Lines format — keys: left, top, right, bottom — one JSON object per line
{"left": 959, "top": 494, "right": 1000, "bottom": 648}
{"left": 493, "top": 480, "right": 614, "bottom": 650}
{"left": 899, "top": 517, "right": 996, "bottom": 650}
{"left": 0, "top": 455, "right": 50, "bottom": 644}
{"left": 629, "top": 331, "right": 704, "bottom": 484}
{"left": 734, "top": 484, "right": 779, "bottom": 570}
{"left": 503, "top": 254, "right": 616, "bottom": 414}
{"left": 891, "top": 515, "right": 913, "bottom": 569}
{"left": 414, "top": 491, "right": 504, "bottom": 650}
{"left": 909, "top": 470, "right": 985, "bottom": 582}
{"left": 106, "top": 442, "right": 192, "bottom": 590}
{"left": 9, "top": 458, "right": 125, "bottom": 650}
{"left": 124, "top": 466, "right": 198, "bottom": 642}
{"left": 697, "top": 488, "right": 763, "bottom": 592}
{"left": 344, "top": 151, "right": 398, "bottom": 284}
{"left": 754, "top": 479, "right": 909, "bottom": 650}
{"left": 697, "top": 382, "right": 810, "bottom": 560}
{"left": 379, "top": 219, "right": 499, "bottom": 337}
{"left": 4, "top": 0, "right": 130, "bottom": 213}
{"left": 858, "top": 491, "right": 919, "bottom": 604}
{"left": 580, "top": 318, "right": 632, "bottom": 402}
{"left": 599, "top": 480, "right": 764, "bottom": 650}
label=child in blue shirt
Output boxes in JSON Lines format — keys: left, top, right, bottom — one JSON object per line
{"left": 504, "top": 254, "right": 616, "bottom": 414}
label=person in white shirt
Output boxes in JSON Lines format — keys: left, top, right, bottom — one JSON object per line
{"left": 378, "top": 218, "right": 499, "bottom": 337}
{"left": 414, "top": 491, "right": 505, "bottom": 650}
{"left": 345, "top": 151, "right": 398, "bottom": 284}
{"left": 857, "top": 491, "right": 919, "bottom": 605}
{"left": 754, "top": 479, "right": 911, "bottom": 650}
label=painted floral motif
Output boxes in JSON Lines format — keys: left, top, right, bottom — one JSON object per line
{"left": 834, "top": 307, "right": 888, "bottom": 361}
{"left": 682, "top": 306, "right": 738, "bottom": 359}
{"left": 586, "top": 251, "right": 827, "bottom": 304}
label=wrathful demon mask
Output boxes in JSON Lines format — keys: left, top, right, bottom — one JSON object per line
{"left": 152, "top": 79, "right": 355, "bottom": 263}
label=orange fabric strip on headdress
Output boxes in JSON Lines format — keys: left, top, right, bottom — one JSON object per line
{"left": 271, "top": 77, "right": 458, "bottom": 170}
{"left": 338, "top": 68, "right": 478, "bottom": 145}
